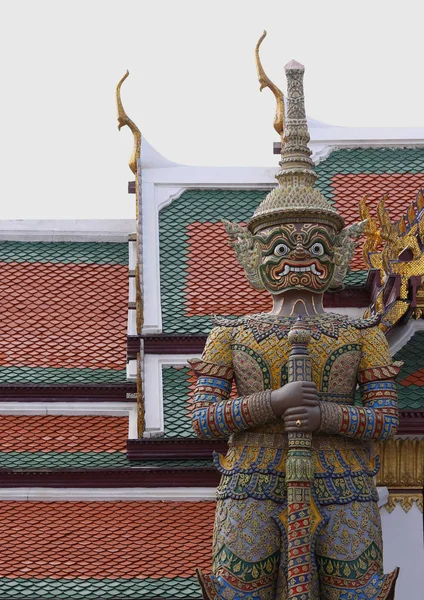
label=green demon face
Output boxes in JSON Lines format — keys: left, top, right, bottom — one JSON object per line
{"left": 255, "top": 223, "right": 336, "bottom": 294}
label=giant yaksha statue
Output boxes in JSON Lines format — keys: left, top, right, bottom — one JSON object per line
{"left": 189, "top": 33, "right": 400, "bottom": 600}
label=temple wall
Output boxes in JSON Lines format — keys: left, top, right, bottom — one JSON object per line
{"left": 381, "top": 503, "right": 424, "bottom": 599}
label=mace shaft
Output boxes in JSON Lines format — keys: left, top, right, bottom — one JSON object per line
{"left": 286, "top": 317, "right": 314, "bottom": 599}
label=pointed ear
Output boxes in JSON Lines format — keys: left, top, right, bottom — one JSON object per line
{"left": 330, "top": 220, "right": 367, "bottom": 289}
{"left": 222, "top": 220, "right": 265, "bottom": 290}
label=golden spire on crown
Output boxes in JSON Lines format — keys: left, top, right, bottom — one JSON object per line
{"left": 250, "top": 32, "right": 344, "bottom": 233}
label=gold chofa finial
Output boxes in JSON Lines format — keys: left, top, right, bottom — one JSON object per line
{"left": 255, "top": 31, "right": 285, "bottom": 137}
{"left": 116, "top": 70, "right": 141, "bottom": 175}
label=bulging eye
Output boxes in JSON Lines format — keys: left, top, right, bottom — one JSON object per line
{"left": 274, "top": 243, "right": 289, "bottom": 256}
{"left": 310, "top": 243, "right": 324, "bottom": 256}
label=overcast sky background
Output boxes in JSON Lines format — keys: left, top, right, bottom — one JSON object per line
{"left": 1, "top": 0, "right": 423, "bottom": 219}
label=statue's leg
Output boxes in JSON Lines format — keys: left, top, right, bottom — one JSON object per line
{"left": 316, "top": 500, "right": 399, "bottom": 599}
{"left": 197, "top": 497, "right": 284, "bottom": 599}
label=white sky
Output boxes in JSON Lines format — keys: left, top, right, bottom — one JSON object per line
{"left": 1, "top": 0, "right": 424, "bottom": 219}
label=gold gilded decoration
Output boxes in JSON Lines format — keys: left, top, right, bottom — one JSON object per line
{"left": 116, "top": 70, "right": 141, "bottom": 175}
{"left": 255, "top": 31, "right": 285, "bottom": 137}
{"left": 136, "top": 351, "right": 145, "bottom": 436}
{"left": 385, "top": 493, "right": 423, "bottom": 513}
{"left": 375, "top": 438, "right": 423, "bottom": 513}
{"left": 360, "top": 195, "right": 384, "bottom": 266}
{"left": 375, "top": 438, "right": 423, "bottom": 488}
{"left": 361, "top": 191, "right": 424, "bottom": 330}
{"left": 116, "top": 71, "right": 144, "bottom": 433}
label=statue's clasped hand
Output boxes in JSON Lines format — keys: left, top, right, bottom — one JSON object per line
{"left": 270, "top": 381, "right": 321, "bottom": 432}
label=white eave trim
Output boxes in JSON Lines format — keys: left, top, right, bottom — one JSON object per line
{"left": 144, "top": 353, "right": 201, "bottom": 438}
{"left": 0, "top": 486, "right": 389, "bottom": 504}
{"left": 387, "top": 319, "right": 424, "bottom": 357}
{"left": 0, "top": 219, "right": 136, "bottom": 242}
{"left": 0, "top": 487, "right": 217, "bottom": 501}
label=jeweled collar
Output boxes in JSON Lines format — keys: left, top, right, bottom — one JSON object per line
{"left": 212, "top": 312, "right": 380, "bottom": 342}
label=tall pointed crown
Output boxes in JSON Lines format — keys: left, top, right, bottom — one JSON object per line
{"left": 249, "top": 35, "right": 344, "bottom": 233}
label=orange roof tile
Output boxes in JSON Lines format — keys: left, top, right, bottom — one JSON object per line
{"left": 0, "top": 416, "right": 127, "bottom": 453}
{"left": 332, "top": 174, "right": 424, "bottom": 221}
{"left": 185, "top": 223, "right": 271, "bottom": 317}
{"left": 0, "top": 262, "right": 127, "bottom": 372}
{"left": 0, "top": 501, "right": 215, "bottom": 579}
{"left": 332, "top": 173, "right": 424, "bottom": 271}
{"left": 398, "top": 367, "right": 424, "bottom": 387}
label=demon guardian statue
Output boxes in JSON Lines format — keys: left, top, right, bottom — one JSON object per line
{"left": 189, "top": 33, "right": 399, "bottom": 600}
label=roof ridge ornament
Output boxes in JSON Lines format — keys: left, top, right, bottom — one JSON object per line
{"left": 116, "top": 70, "right": 141, "bottom": 175}
{"left": 255, "top": 31, "right": 285, "bottom": 137}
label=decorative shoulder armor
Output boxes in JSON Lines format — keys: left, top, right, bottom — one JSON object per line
{"left": 348, "top": 313, "right": 381, "bottom": 330}
{"left": 358, "top": 362, "right": 403, "bottom": 383}
{"left": 188, "top": 358, "right": 234, "bottom": 380}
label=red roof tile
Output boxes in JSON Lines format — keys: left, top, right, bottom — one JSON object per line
{"left": 0, "top": 501, "right": 215, "bottom": 579}
{"left": 332, "top": 174, "right": 424, "bottom": 222}
{"left": 398, "top": 367, "right": 424, "bottom": 387}
{"left": 0, "top": 416, "right": 127, "bottom": 453}
{"left": 0, "top": 262, "right": 128, "bottom": 371}
{"left": 185, "top": 223, "right": 271, "bottom": 317}
{"left": 332, "top": 174, "right": 424, "bottom": 271}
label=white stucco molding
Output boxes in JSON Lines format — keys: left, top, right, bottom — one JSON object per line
{"left": 0, "top": 487, "right": 216, "bottom": 501}
{"left": 141, "top": 168, "right": 276, "bottom": 334}
{"left": 0, "top": 486, "right": 391, "bottom": 503}
{"left": 0, "top": 485, "right": 390, "bottom": 504}
{"left": 0, "top": 401, "right": 138, "bottom": 439}
{"left": 0, "top": 219, "right": 136, "bottom": 242}
{"left": 387, "top": 319, "right": 424, "bottom": 357}
{"left": 309, "top": 121, "right": 424, "bottom": 164}
{"left": 381, "top": 502, "right": 424, "bottom": 600}
{"left": 144, "top": 353, "right": 201, "bottom": 438}
{"left": 126, "top": 358, "right": 137, "bottom": 380}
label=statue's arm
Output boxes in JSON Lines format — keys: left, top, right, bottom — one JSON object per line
{"left": 319, "top": 326, "right": 400, "bottom": 441}
{"left": 188, "top": 326, "right": 275, "bottom": 439}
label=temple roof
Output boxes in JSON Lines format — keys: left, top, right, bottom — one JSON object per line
{"left": 0, "top": 241, "right": 129, "bottom": 384}
{"left": 159, "top": 148, "right": 424, "bottom": 334}
{"left": 0, "top": 500, "right": 214, "bottom": 598}
{"left": 0, "top": 414, "right": 209, "bottom": 471}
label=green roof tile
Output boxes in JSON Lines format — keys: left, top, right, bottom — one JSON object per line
{"left": 342, "top": 270, "right": 367, "bottom": 287}
{"left": 393, "top": 331, "right": 424, "bottom": 410}
{"left": 0, "top": 577, "right": 202, "bottom": 599}
{"left": 0, "top": 366, "right": 127, "bottom": 385}
{"left": 0, "top": 241, "right": 128, "bottom": 265}
{"left": 0, "top": 451, "right": 209, "bottom": 470}
{"left": 163, "top": 366, "right": 196, "bottom": 438}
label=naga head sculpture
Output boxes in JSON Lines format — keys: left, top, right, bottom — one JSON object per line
{"left": 224, "top": 33, "right": 365, "bottom": 297}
